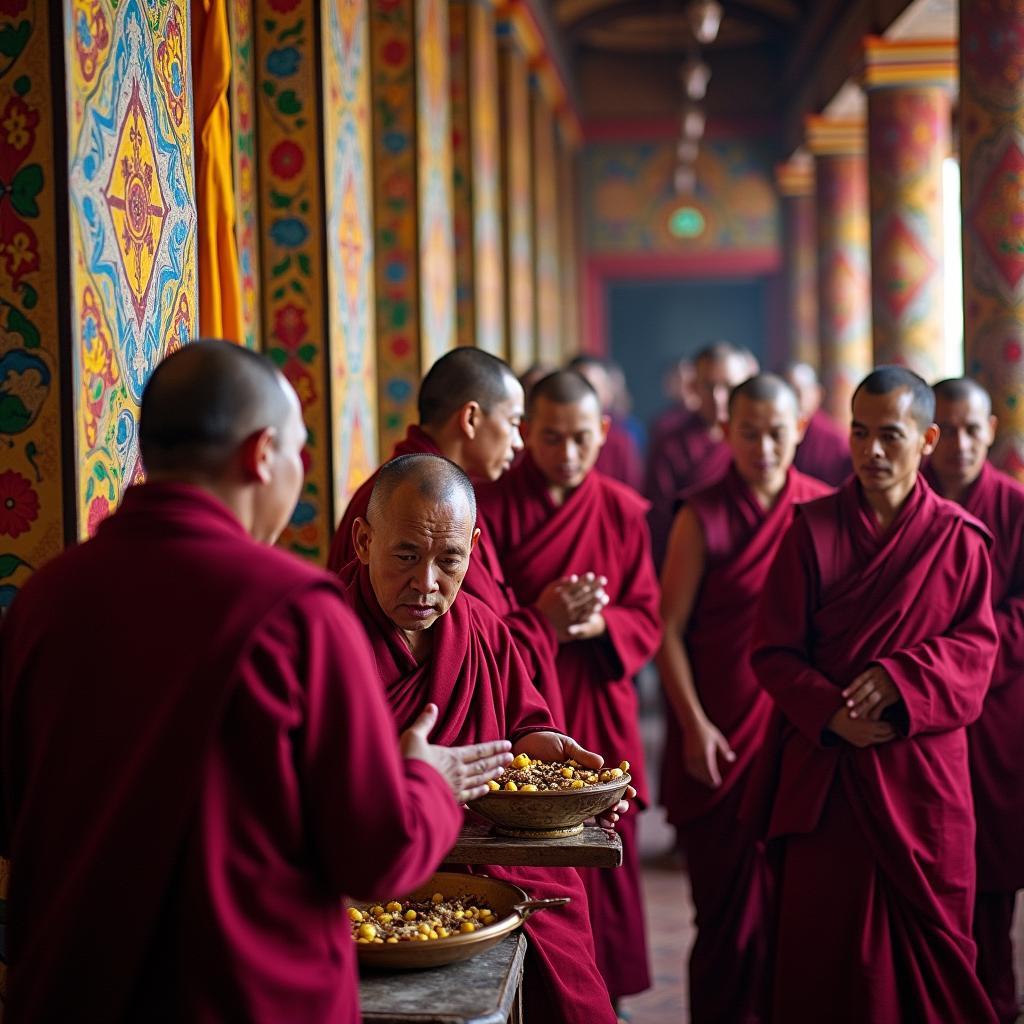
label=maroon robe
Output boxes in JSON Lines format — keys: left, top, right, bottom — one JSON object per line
{"left": 0, "top": 483, "right": 461, "bottom": 1024}
{"left": 644, "top": 410, "right": 731, "bottom": 567}
{"left": 752, "top": 476, "right": 998, "bottom": 1024}
{"left": 341, "top": 563, "right": 617, "bottom": 1024}
{"left": 793, "top": 410, "right": 852, "bottom": 487}
{"left": 327, "top": 425, "right": 564, "bottom": 724}
{"left": 925, "top": 460, "right": 1024, "bottom": 1023}
{"left": 478, "top": 454, "right": 662, "bottom": 1000}
{"left": 596, "top": 417, "right": 644, "bottom": 492}
{"left": 661, "top": 466, "right": 831, "bottom": 1024}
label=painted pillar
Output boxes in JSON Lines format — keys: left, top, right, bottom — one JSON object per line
{"left": 776, "top": 157, "right": 819, "bottom": 368}
{"left": 370, "top": 0, "right": 456, "bottom": 455}
{"left": 960, "top": 0, "right": 1024, "bottom": 477}
{"left": 557, "top": 122, "right": 581, "bottom": 357}
{"left": 497, "top": 23, "right": 535, "bottom": 373}
{"left": 531, "top": 81, "right": 561, "bottom": 365}
{"left": 806, "top": 116, "right": 872, "bottom": 424}
{"left": 862, "top": 37, "right": 955, "bottom": 378}
{"left": 449, "top": 0, "right": 505, "bottom": 357}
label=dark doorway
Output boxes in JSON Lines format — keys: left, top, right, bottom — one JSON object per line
{"left": 607, "top": 277, "right": 767, "bottom": 435}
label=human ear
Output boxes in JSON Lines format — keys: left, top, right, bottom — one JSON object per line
{"left": 241, "top": 427, "right": 276, "bottom": 484}
{"left": 921, "top": 422, "right": 940, "bottom": 456}
{"left": 352, "top": 517, "right": 373, "bottom": 565}
{"left": 458, "top": 401, "right": 480, "bottom": 439}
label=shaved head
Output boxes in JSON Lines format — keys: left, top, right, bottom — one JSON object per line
{"left": 140, "top": 339, "right": 292, "bottom": 475}
{"left": 933, "top": 377, "right": 992, "bottom": 416}
{"left": 695, "top": 341, "right": 759, "bottom": 372}
{"left": 527, "top": 370, "right": 601, "bottom": 415}
{"left": 418, "top": 348, "right": 517, "bottom": 428}
{"left": 852, "top": 366, "right": 934, "bottom": 430}
{"left": 367, "top": 453, "right": 477, "bottom": 527}
{"left": 780, "top": 361, "right": 822, "bottom": 418}
{"left": 728, "top": 373, "right": 798, "bottom": 416}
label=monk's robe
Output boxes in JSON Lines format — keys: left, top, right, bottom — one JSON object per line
{"left": 341, "top": 563, "right": 618, "bottom": 1024}
{"left": 326, "top": 424, "right": 564, "bottom": 724}
{"left": 752, "top": 476, "right": 999, "bottom": 1024}
{"left": 478, "top": 453, "right": 662, "bottom": 1000}
{"left": 648, "top": 403, "right": 692, "bottom": 449}
{"left": 793, "top": 409, "right": 852, "bottom": 487}
{"left": 661, "top": 465, "right": 831, "bottom": 1024}
{"left": 925, "top": 461, "right": 1024, "bottom": 1024}
{"left": 644, "top": 410, "right": 731, "bottom": 567}
{"left": 0, "top": 483, "right": 461, "bottom": 1024}
{"left": 596, "top": 416, "right": 644, "bottom": 492}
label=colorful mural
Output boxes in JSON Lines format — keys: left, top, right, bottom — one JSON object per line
{"left": 449, "top": 0, "right": 474, "bottom": 349}
{"left": 67, "top": 0, "right": 198, "bottom": 538}
{"left": 229, "top": 0, "right": 260, "bottom": 350}
{"left": 583, "top": 138, "right": 779, "bottom": 255}
{"left": 323, "top": 0, "right": 377, "bottom": 509}
{"left": 777, "top": 161, "right": 818, "bottom": 368}
{"left": 961, "top": 0, "right": 1024, "bottom": 478}
{"left": 257, "top": 0, "right": 330, "bottom": 560}
{"left": 557, "top": 131, "right": 580, "bottom": 356}
{"left": 532, "top": 87, "right": 560, "bottom": 364}
{"left": 0, "top": 0, "right": 64, "bottom": 608}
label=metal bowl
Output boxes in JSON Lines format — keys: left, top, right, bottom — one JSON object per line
{"left": 465, "top": 773, "right": 632, "bottom": 838}
{"left": 353, "top": 872, "right": 568, "bottom": 971}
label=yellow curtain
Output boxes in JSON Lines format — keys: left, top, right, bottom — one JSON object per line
{"left": 192, "top": 0, "right": 244, "bottom": 343}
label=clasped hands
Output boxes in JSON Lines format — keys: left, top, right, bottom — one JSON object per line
{"left": 828, "top": 664, "right": 901, "bottom": 748}
{"left": 535, "top": 572, "right": 610, "bottom": 642}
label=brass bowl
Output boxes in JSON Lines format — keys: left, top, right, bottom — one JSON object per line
{"left": 353, "top": 872, "right": 568, "bottom": 971}
{"left": 466, "top": 773, "right": 631, "bottom": 839}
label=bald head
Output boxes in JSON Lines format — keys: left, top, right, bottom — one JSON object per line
{"left": 933, "top": 377, "right": 992, "bottom": 416}
{"left": 725, "top": 374, "right": 803, "bottom": 489}
{"left": 693, "top": 342, "right": 754, "bottom": 428}
{"left": 780, "top": 361, "right": 822, "bottom": 418}
{"left": 140, "top": 339, "right": 292, "bottom": 475}
{"left": 418, "top": 348, "right": 517, "bottom": 428}
{"left": 527, "top": 370, "right": 601, "bottom": 416}
{"left": 367, "top": 453, "right": 477, "bottom": 528}
{"left": 853, "top": 366, "right": 934, "bottom": 430}
{"left": 728, "top": 373, "right": 798, "bottom": 417}
{"left": 930, "top": 377, "right": 997, "bottom": 496}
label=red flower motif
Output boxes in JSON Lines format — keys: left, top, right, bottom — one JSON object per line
{"left": 284, "top": 359, "right": 318, "bottom": 408}
{"left": 1004, "top": 340, "right": 1022, "bottom": 364}
{"left": 272, "top": 303, "right": 309, "bottom": 351}
{"left": 0, "top": 470, "right": 40, "bottom": 539}
{"left": 268, "top": 0, "right": 300, "bottom": 11}
{"left": 0, "top": 95, "right": 40, "bottom": 181}
{"left": 383, "top": 39, "right": 407, "bottom": 66}
{"left": 269, "top": 140, "right": 304, "bottom": 180}
{"left": 86, "top": 496, "right": 111, "bottom": 538}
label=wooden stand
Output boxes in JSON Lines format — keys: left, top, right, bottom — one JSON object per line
{"left": 443, "top": 824, "right": 623, "bottom": 869}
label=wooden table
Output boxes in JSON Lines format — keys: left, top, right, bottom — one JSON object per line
{"left": 360, "top": 932, "right": 526, "bottom": 1024}
{"left": 442, "top": 824, "right": 622, "bottom": 869}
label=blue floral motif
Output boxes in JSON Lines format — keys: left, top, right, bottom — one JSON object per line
{"left": 77, "top": 12, "right": 93, "bottom": 47}
{"left": 170, "top": 62, "right": 182, "bottom": 97}
{"left": 270, "top": 217, "right": 309, "bottom": 248}
{"left": 387, "top": 378, "right": 412, "bottom": 402}
{"left": 291, "top": 501, "right": 317, "bottom": 526}
{"left": 383, "top": 131, "right": 407, "bottom": 155}
{"left": 266, "top": 47, "right": 300, "bottom": 78}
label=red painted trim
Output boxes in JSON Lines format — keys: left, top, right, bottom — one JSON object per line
{"left": 584, "top": 116, "right": 780, "bottom": 143}
{"left": 588, "top": 249, "right": 781, "bottom": 278}
{"left": 583, "top": 261, "right": 608, "bottom": 356}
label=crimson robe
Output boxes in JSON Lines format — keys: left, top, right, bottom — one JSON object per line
{"left": 478, "top": 454, "right": 662, "bottom": 1000}
{"left": 327, "top": 425, "right": 564, "bottom": 724}
{"left": 644, "top": 410, "right": 731, "bottom": 567}
{"left": 925, "top": 460, "right": 1024, "bottom": 1023}
{"left": 752, "top": 476, "right": 998, "bottom": 1024}
{"left": 341, "top": 563, "right": 618, "bottom": 1024}
{"left": 661, "top": 466, "right": 831, "bottom": 1023}
{"left": 0, "top": 483, "right": 461, "bottom": 1024}
{"left": 596, "top": 416, "right": 644, "bottom": 492}
{"left": 793, "top": 409, "right": 852, "bottom": 487}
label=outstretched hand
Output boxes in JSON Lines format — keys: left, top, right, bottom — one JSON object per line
{"left": 842, "top": 665, "right": 901, "bottom": 721}
{"left": 401, "top": 704, "right": 513, "bottom": 802}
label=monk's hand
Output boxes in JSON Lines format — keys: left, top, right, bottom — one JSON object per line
{"left": 400, "top": 704, "right": 513, "bottom": 802}
{"left": 535, "top": 574, "right": 609, "bottom": 641}
{"left": 842, "top": 665, "right": 901, "bottom": 721}
{"left": 564, "top": 573, "right": 609, "bottom": 622}
{"left": 596, "top": 786, "right": 636, "bottom": 831}
{"left": 682, "top": 717, "right": 735, "bottom": 788}
{"left": 565, "top": 611, "right": 607, "bottom": 641}
{"left": 512, "top": 730, "right": 603, "bottom": 769}
{"left": 827, "top": 707, "right": 898, "bottom": 749}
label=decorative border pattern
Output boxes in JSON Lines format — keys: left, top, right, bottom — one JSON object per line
{"left": 323, "top": 0, "right": 377, "bottom": 509}
{"left": 256, "top": 0, "right": 330, "bottom": 559}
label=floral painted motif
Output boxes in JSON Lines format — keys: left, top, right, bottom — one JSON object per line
{"left": 156, "top": 5, "right": 186, "bottom": 128}
{"left": 72, "top": 0, "right": 112, "bottom": 86}
{"left": 0, "top": 470, "right": 39, "bottom": 539}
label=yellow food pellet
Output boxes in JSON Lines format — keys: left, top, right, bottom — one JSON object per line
{"left": 454, "top": 910, "right": 465, "bottom": 919}
{"left": 357, "top": 923, "right": 377, "bottom": 940}
{"left": 460, "top": 921, "right": 476, "bottom": 933}
{"left": 487, "top": 779, "right": 500, "bottom": 791}
{"left": 609, "top": 768, "right": 623, "bottom": 779}
{"left": 373, "top": 938, "right": 384, "bottom": 944}
{"left": 348, "top": 908, "right": 363, "bottom": 923}
{"left": 511, "top": 753, "right": 531, "bottom": 769}
{"left": 481, "top": 914, "right": 495, "bottom": 925}
{"left": 561, "top": 767, "right": 574, "bottom": 779}
{"left": 418, "top": 923, "right": 431, "bottom": 935}
{"left": 377, "top": 913, "right": 393, "bottom": 925}
{"left": 437, "top": 927, "right": 449, "bottom": 938}
{"left": 599, "top": 770, "right": 611, "bottom": 783}
{"left": 619, "top": 761, "right": 630, "bottom": 772}
{"left": 431, "top": 892, "right": 444, "bottom": 904}
{"left": 428, "top": 929, "right": 439, "bottom": 939}
{"left": 521, "top": 784, "right": 539, "bottom": 792}
{"left": 357, "top": 937, "right": 369, "bottom": 944}
{"left": 570, "top": 779, "right": 585, "bottom": 789}
{"left": 370, "top": 905, "right": 384, "bottom": 916}
{"left": 386, "top": 937, "right": 399, "bottom": 944}
{"left": 504, "top": 781, "right": 518, "bottom": 792}
{"left": 386, "top": 901, "right": 402, "bottom": 913}
{"left": 404, "top": 909, "right": 417, "bottom": 921}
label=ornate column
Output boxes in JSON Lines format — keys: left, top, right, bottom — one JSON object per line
{"left": 531, "top": 81, "right": 561, "bottom": 365}
{"left": 557, "top": 122, "right": 582, "bottom": 357}
{"left": 370, "top": 0, "right": 457, "bottom": 454}
{"left": 862, "top": 37, "right": 955, "bottom": 378}
{"left": 449, "top": 0, "right": 505, "bottom": 356}
{"left": 498, "top": 21, "right": 535, "bottom": 372}
{"left": 806, "top": 116, "right": 872, "bottom": 423}
{"left": 961, "top": 0, "right": 1024, "bottom": 477}
{"left": 776, "top": 156, "right": 819, "bottom": 368}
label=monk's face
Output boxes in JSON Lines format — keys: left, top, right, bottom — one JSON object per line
{"left": 695, "top": 354, "right": 749, "bottom": 428}
{"left": 526, "top": 394, "right": 608, "bottom": 489}
{"left": 931, "top": 393, "right": 996, "bottom": 492}
{"left": 463, "top": 377, "right": 525, "bottom": 482}
{"left": 850, "top": 387, "right": 937, "bottom": 497}
{"left": 783, "top": 367, "right": 822, "bottom": 420}
{"left": 725, "top": 395, "right": 802, "bottom": 487}
{"left": 356, "top": 483, "right": 479, "bottom": 636}
{"left": 254, "top": 377, "right": 307, "bottom": 545}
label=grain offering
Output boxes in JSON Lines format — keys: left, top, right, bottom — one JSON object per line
{"left": 488, "top": 753, "right": 630, "bottom": 792}
{"left": 350, "top": 892, "right": 498, "bottom": 945}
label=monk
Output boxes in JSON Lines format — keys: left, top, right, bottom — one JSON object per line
{"left": 649, "top": 357, "right": 700, "bottom": 449}
{"left": 0, "top": 341, "right": 512, "bottom": 1023}
{"left": 924, "top": 377, "right": 1024, "bottom": 1024}
{"left": 645, "top": 341, "right": 756, "bottom": 566}
{"left": 342, "top": 453, "right": 625, "bottom": 1024}
{"left": 752, "top": 366, "right": 999, "bottom": 1024}
{"left": 478, "top": 371, "right": 662, "bottom": 1008}
{"left": 570, "top": 354, "right": 644, "bottom": 491}
{"left": 328, "top": 347, "right": 605, "bottom": 724}
{"left": 782, "top": 361, "right": 852, "bottom": 486}
{"left": 657, "top": 375, "right": 831, "bottom": 1023}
